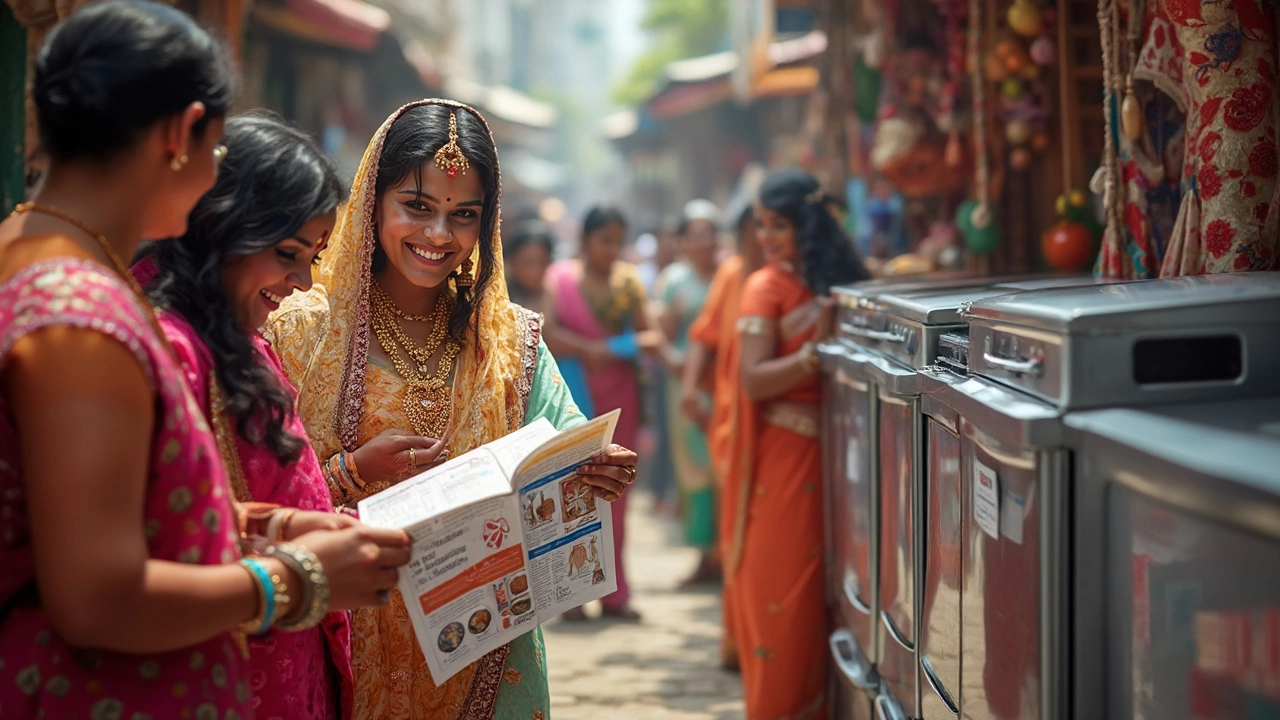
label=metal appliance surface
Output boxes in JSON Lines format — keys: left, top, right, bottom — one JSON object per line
{"left": 821, "top": 343, "right": 880, "bottom": 719}
{"left": 862, "top": 277, "right": 1097, "bottom": 720}
{"left": 1066, "top": 398, "right": 1280, "bottom": 720}
{"left": 919, "top": 272, "right": 1280, "bottom": 720}
{"left": 965, "top": 272, "right": 1280, "bottom": 409}
{"left": 822, "top": 274, "right": 1093, "bottom": 719}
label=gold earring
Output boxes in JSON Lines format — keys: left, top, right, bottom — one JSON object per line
{"left": 170, "top": 154, "right": 189, "bottom": 172}
{"left": 453, "top": 257, "right": 474, "bottom": 288}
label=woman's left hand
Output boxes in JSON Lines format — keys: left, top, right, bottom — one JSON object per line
{"left": 282, "top": 509, "right": 359, "bottom": 541}
{"left": 576, "top": 444, "right": 639, "bottom": 502}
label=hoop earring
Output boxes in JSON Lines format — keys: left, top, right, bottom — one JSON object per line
{"left": 453, "top": 257, "right": 474, "bottom": 288}
{"left": 170, "top": 154, "right": 189, "bottom": 172}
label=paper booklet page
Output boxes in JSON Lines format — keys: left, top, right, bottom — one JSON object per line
{"left": 355, "top": 409, "right": 620, "bottom": 684}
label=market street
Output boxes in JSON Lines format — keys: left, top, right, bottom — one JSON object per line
{"left": 543, "top": 494, "right": 745, "bottom": 719}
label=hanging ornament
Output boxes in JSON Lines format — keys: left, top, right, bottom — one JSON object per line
{"left": 1010, "top": 147, "right": 1034, "bottom": 171}
{"left": 1121, "top": 78, "right": 1144, "bottom": 141}
{"left": 1002, "top": 78, "right": 1025, "bottom": 99}
{"left": 1031, "top": 131, "right": 1051, "bottom": 152}
{"left": 956, "top": 199, "right": 1001, "bottom": 255}
{"left": 1006, "top": 119, "right": 1033, "bottom": 145}
{"left": 1029, "top": 36, "right": 1056, "bottom": 65}
{"left": 945, "top": 131, "right": 965, "bottom": 167}
{"left": 853, "top": 53, "right": 882, "bottom": 123}
{"left": 1007, "top": 0, "right": 1045, "bottom": 37}
{"left": 1041, "top": 221, "right": 1095, "bottom": 271}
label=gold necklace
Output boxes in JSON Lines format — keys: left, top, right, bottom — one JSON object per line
{"left": 369, "top": 286, "right": 459, "bottom": 438}
{"left": 371, "top": 282, "right": 450, "bottom": 369}
{"left": 10, "top": 202, "right": 172, "bottom": 354}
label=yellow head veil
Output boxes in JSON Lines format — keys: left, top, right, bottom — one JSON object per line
{"left": 273, "top": 99, "right": 532, "bottom": 462}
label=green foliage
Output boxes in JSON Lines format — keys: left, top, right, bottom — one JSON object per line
{"left": 612, "top": 0, "right": 729, "bottom": 106}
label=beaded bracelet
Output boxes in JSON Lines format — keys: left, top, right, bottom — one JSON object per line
{"left": 238, "top": 557, "right": 278, "bottom": 635}
{"left": 265, "top": 542, "right": 330, "bottom": 632}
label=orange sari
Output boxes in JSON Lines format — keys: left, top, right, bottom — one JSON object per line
{"left": 726, "top": 265, "right": 827, "bottom": 720}
{"left": 687, "top": 254, "right": 745, "bottom": 665}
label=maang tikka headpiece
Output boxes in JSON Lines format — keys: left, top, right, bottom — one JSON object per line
{"left": 434, "top": 111, "right": 470, "bottom": 179}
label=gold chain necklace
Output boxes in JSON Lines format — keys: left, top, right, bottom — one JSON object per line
{"left": 9, "top": 202, "right": 173, "bottom": 354}
{"left": 371, "top": 282, "right": 450, "bottom": 369}
{"left": 369, "top": 285, "right": 458, "bottom": 438}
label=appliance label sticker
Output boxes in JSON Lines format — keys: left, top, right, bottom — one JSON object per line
{"left": 974, "top": 460, "right": 1000, "bottom": 540}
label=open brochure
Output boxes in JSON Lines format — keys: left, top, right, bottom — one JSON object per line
{"left": 357, "top": 409, "right": 620, "bottom": 684}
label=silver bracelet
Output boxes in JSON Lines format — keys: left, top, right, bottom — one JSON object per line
{"left": 264, "top": 542, "right": 330, "bottom": 632}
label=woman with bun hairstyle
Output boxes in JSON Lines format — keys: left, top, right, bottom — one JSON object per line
{"left": 727, "top": 170, "right": 869, "bottom": 719}
{"left": 0, "top": 3, "right": 409, "bottom": 717}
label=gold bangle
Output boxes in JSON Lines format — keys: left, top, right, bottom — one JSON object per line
{"left": 345, "top": 451, "right": 366, "bottom": 488}
{"left": 266, "top": 542, "right": 330, "bottom": 632}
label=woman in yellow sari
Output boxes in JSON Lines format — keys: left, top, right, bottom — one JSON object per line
{"left": 265, "top": 99, "right": 639, "bottom": 719}
{"left": 730, "top": 170, "right": 869, "bottom": 719}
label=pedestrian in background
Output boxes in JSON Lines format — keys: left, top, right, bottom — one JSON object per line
{"left": 729, "top": 170, "right": 869, "bottom": 718}
{"left": 656, "top": 200, "right": 721, "bottom": 587}
{"left": 682, "top": 203, "right": 764, "bottom": 670}
{"left": 545, "top": 206, "right": 662, "bottom": 622}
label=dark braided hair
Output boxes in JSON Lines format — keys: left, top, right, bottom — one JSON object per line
{"left": 372, "top": 104, "right": 500, "bottom": 347}
{"left": 757, "top": 170, "right": 869, "bottom": 295}
{"left": 143, "top": 111, "right": 343, "bottom": 465}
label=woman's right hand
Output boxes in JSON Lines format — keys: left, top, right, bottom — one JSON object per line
{"left": 291, "top": 524, "right": 412, "bottom": 610}
{"left": 351, "top": 428, "right": 448, "bottom": 484}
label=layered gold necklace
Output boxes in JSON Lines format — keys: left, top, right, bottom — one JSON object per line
{"left": 369, "top": 281, "right": 458, "bottom": 437}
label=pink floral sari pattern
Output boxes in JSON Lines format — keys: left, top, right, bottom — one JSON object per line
{"left": 0, "top": 258, "right": 250, "bottom": 719}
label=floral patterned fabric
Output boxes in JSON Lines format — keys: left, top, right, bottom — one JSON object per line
{"left": 1098, "top": 0, "right": 1280, "bottom": 278}
{"left": 157, "top": 309, "right": 354, "bottom": 720}
{"left": 0, "top": 258, "right": 250, "bottom": 719}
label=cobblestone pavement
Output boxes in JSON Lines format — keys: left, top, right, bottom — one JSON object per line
{"left": 542, "top": 494, "right": 745, "bottom": 719}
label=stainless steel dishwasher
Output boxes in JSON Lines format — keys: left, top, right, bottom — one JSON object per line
{"left": 917, "top": 272, "right": 1280, "bottom": 720}
{"left": 823, "top": 276, "right": 995, "bottom": 720}
{"left": 1066, "top": 397, "right": 1280, "bottom": 720}
{"left": 858, "top": 277, "right": 1098, "bottom": 720}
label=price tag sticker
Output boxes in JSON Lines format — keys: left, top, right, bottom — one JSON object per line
{"left": 973, "top": 460, "right": 1000, "bottom": 540}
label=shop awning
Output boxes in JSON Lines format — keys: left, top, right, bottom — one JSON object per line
{"left": 642, "top": 30, "right": 826, "bottom": 119}
{"left": 754, "top": 66, "right": 819, "bottom": 96}
{"left": 254, "top": 0, "right": 391, "bottom": 52}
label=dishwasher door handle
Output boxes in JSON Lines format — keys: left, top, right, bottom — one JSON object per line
{"left": 875, "top": 693, "right": 908, "bottom": 720}
{"left": 981, "top": 351, "right": 1043, "bottom": 377}
{"left": 880, "top": 610, "right": 914, "bottom": 651}
{"left": 828, "top": 628, "right": 880, "bottom": 692}
{"left": 920, "top": 655, "right": 959, "bottom": 714}
{"left": 843, "top": 576, "right": 873, "bottom": 615}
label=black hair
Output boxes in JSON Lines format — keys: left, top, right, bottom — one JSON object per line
{"left": 582, "top": 205, "right": 628, "bottom": 240}
{"left": 506, "top": 219, "right": 556, "bottom": 259}
{"left": 735, "top": 205, "right": 755, "bottom": 233}
{"left": 34, "top": 0, "right": 236, "bottom": 163}
{"left": 757, "top": 170, "right": 869, "bottom": 295}
{"left": 372, "top": 104, "right": 500, "bottom": 347}
{"left": 143, "top": 111, "right": 343, "bottom": 465}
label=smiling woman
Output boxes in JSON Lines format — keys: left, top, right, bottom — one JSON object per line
{"left": 264, "top": 99, "right": 641, "bottom": 720}
{"left": 136, "top": 110, "right": 360, "bottom": 720}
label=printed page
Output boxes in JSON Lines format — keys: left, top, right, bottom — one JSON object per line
{"left": 391, "top": 493, "right": 535, "bottom": 685}
{"left": 481, "top": 417, "right": 559, "bottom": 478}
{"left": 357, "top": 450, "right": 513, "bottom": 531}
{"left": 357, "top": 452, "right": 534, "bottom": 684}
{"left": 511, "top": 410, "right": 621, "bottom": 622}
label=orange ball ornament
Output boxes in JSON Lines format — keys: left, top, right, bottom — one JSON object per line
{"left": 1041, "top": 221, "right": 1095, "bottom": 271}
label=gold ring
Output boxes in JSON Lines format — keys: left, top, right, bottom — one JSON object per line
{"left": 623, "top": 466, "right": 637, "bottom": 484}
{"left": 408, "top": 447, "right": 418, "bottom": 471}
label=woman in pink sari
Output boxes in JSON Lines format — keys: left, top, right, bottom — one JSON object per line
{"left": 0, "top": 4, "right": 408, "bottom": 718}
{"left": 545, "top": 206, "right": 659, "bottom": 621}
{"left": 138, "top": 112, "right": 361, "bottom": 719}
